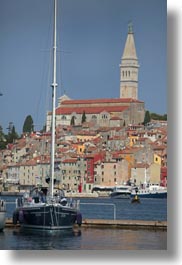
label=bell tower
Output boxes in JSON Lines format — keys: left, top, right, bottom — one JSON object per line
{"left": 120, "top": 22, "right": 139, "bottom": 99}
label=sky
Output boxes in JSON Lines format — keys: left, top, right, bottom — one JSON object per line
{"left": 0, "top": 0, "right": 167, "bottom": 134}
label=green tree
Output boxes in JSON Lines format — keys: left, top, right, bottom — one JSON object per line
{"left": 7, "top": 125, "right": 19, "bottom": 143}
{"left": 81, "top": 111, "right": 86, "bottom": 124}
{"left": 143, "top": 110, "right": 151, "bottom": 125}
{"left": 23, "top": 115, "right": 34, "bottom": 133}
{"left": 5, "top": 123, "right": 19, "bottom": 144}
{"left": 40, "top": 124, "right": 46, "bottom": 133}
{"left": 150, "top": 112, "right": 167, "bottom": 121}
{"left": 70, "top": 116, "right": 75, "bottom": 126}
{"left": 0, "top": 125, "right": 7, "bottom": 149}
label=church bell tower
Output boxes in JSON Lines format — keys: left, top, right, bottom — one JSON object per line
{"left": 120, "top": 22, "right": 139, "bottom": 99}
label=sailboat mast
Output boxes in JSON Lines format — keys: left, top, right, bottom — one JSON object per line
{"left": 50, "top": 0, "right": 57, "bottom": 197}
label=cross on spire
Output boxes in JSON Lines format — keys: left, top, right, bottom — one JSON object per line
{"left": 128, "top": 21, "right": 133, "bottom": 34}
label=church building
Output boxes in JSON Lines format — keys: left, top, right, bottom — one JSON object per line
{"left": 46, "top": 23, "right": 145, "bottom": 131}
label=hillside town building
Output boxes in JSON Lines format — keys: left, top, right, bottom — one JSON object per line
{"left": 0, "top": 23, "right": 167, "bottom": 194}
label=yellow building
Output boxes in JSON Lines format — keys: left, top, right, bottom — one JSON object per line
{"left": 72, "top": 143, "right": 85, "bottom": 155}
{"left": 154, "top": 153, "right": 161, "bottom": 165}
{"left": 129, "top": 135, "right": 139, "bottom": 147}
{"left": 149, "top": 163, "right": 161, "bottom": 184}
{"left": 76, "top": 132, "right": 100, "bottom": 143}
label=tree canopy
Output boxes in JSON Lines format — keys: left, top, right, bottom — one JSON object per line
{"left": 0, "top": 123, "right": 19, "bottom": 149}
{"left": 81, "top": 111, "right": 86, "bottom": 124}
{"left": 0, "top": 125, "right": 6, "bottom": 149}
{"left": 143, "top": 110, "right": 151, "bottom": 125}
{"left": 23, "top": 115, "right": 34, "bottom": 133}
{"left": 143, "top": 110, "right": 167, "bottom": 125}
{"left": 70, "top": 116, "right": 75, "bottom": 126}
{"left": 150, "top": 112, "right": 167, "bottom": 121}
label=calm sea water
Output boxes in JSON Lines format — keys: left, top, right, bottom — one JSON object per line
{"left": 3, "top": 196, "right": 167, "bottom": 221}
{"left": 0, "top": 227, "right": 167, "bottom": 250}
{"left": 0, "top": 196, "right": 167, "bottom": 250}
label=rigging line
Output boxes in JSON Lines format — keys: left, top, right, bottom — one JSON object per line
{"left": 56, "top": 0, "right": 62, "bottom": 99}
{"left": 34, "top": 1, "right": 53, "bottom": 131}
{"left": 56, "top": 0, "right": 72, "bottom": 97}
{"left": 34, "top": 51, "right": 50, "bottom": 131}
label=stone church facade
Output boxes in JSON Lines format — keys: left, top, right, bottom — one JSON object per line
{"left": 46, "top": 23, "right": 145, "bottom": 131}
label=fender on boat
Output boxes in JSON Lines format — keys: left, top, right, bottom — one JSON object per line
{"left": 18, "top": 209, "right": 24, "bottom": 223}
{"left": 76, "top": 212, "right": 82, "bottom": 226}
{"left": 13, "top": 210, "right": 19, "bottom": 225}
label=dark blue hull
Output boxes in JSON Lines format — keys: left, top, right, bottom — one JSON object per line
{"left": 16, "top": 204, "right": 78, "bottom": 230}
{"left": 110, "top": 192, "right": 131, "bottom": 199}
{"left": 131, "top": 192, "right": 167, "bottom": 199}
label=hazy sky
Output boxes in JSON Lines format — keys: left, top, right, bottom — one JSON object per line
{"left": 0, "top": 0, "right": 166, "bottom": 133}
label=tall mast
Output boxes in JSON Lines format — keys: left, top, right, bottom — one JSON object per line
{"left": 50, "top": 0, "right": 57, "bottom": 197}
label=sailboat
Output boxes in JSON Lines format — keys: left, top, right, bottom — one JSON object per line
{"left": 13, "top": 0, "right": 82, "bottom": 230}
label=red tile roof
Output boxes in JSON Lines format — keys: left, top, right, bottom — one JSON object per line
{"left": 62, "top": 158, "right": 77, "bottom": 163}
{"left": 55, "top": 106, "right": 129, "bottom": 115}
{"left": 61, "top": 98, "right": 144, "bottom": 105}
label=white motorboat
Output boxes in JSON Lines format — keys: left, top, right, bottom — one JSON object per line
{"left": 110, "top": 185, "right": 131, "bottom": 199}
{"left": 131, "top": 185, "right": 167, "bottom": 199}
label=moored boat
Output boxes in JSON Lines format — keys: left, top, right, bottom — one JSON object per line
{"left": 12, "top": 0, "right": 82, "bottom": 231}
{"left": 13, "top": 188, "right": 81, "bottom": 230}
{"left": 131, "top": 185, "right": 167, "bottom": 199}
{"left": 110, "top": 186, "right": 131, "bottom": 199}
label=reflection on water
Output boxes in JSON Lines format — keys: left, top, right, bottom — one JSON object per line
{"left": 0, "top": 227, "right": 166, "bottom": 250}
{"left": 11, "top": 228, "right": 82, "bottom": 250}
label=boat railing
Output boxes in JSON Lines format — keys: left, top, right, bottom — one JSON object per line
{"left": 15, "top": 195, "right": 80, "bottom": 210}
{"left": 46, "top": 196, "right": 80, "bottom": 209}
{"left": 0, "top": 199, "right": 6, "bottom": 211}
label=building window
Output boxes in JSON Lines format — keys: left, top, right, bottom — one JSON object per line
{"left": 91, "top": 115, "right": 97, "bottom": 120}
{"left": 102, "top": 114, "right": 108, "bottom": 119}
{"left": 138, "top": 104, "right": 143, "bottom": 111}
{"left": 61, "top": 115, "right": 67, "bottom": 120}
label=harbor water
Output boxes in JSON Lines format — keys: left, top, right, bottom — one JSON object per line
{"left": 0, "top": 196, "right": 167, "bottom": 250}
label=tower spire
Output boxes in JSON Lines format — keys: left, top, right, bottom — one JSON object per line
{"left": 119, "top": 22, "right": 139, "bottom": 99}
